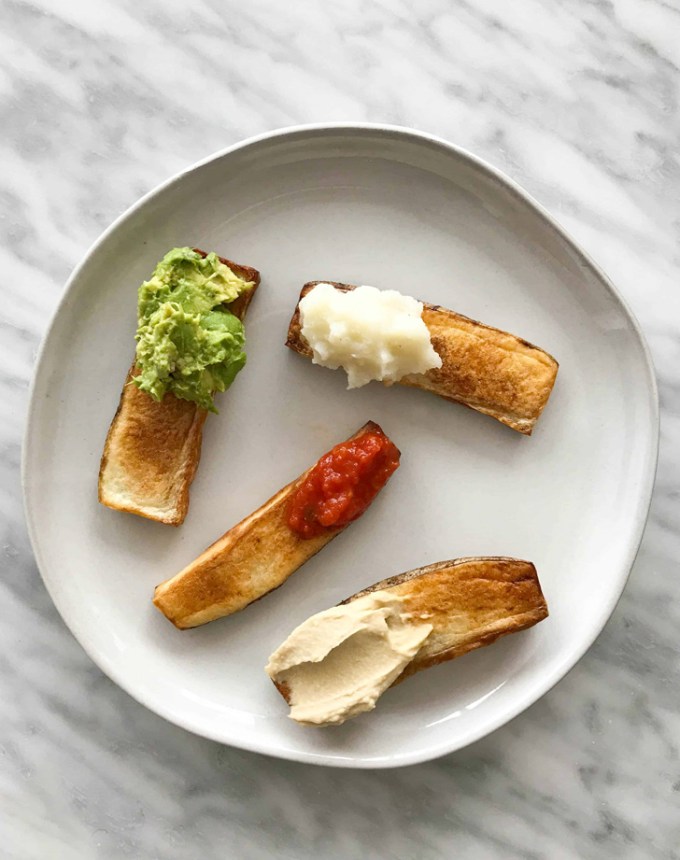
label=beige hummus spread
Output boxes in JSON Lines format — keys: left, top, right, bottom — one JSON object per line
{"left": 265, "top": 591, "right": 432, "bottom": 727}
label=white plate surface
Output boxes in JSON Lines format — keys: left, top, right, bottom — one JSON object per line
{"left": 23, "top": 125, "right": 658, "bottom": 767}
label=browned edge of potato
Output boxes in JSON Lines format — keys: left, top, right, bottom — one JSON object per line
{"left": 273, "top": 556, "right": 548, "bottom": 705}
{"left": 98, "top": 250, "right": 260, "bottom": 526}
{"left": 285, "top": 282, "right": 559, "bottom": 435}
{"left": 153, "top": 420, "right": 396, "bottom": 629}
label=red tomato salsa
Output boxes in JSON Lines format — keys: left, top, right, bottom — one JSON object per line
{"left": 288, "top": 424, "right": 400, "bottom": 539}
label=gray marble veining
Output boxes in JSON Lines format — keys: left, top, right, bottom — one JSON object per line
{"left": 1, "top": 0, "right": 679, "bottom": 857}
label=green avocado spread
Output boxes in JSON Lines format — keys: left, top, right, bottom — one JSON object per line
{"left": 133, "top": 247, "right": 255, "bottom": 412}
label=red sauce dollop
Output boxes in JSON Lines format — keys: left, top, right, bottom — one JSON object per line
{"left": 288, "top": 426, "right": 400, "bottom": 539}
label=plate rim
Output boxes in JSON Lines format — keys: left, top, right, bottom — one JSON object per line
{"left": 22, "top": 123, "right": 660, "bottom": 768}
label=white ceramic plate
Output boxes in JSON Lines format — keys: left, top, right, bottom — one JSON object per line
{"left": 23, "top": 125, "right": 658, "bottom": 768}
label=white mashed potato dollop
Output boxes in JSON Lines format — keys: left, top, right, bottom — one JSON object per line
{"left": 299, "top": 283, "right": 442, "bottom": 389}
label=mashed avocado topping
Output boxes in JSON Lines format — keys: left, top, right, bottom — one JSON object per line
{"left": 133, "top": 247, "right": 254, "bottom": 412}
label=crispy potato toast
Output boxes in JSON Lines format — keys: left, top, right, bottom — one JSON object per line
{"left": 98, "top": 251, "right": 260, "bottom": 526}
{"left": 345, "top": 556, "right": 548, "bottom": 679}
{"left": 286, "top": 282, "right": 559, "bottom": 435}
{"left": 153, "top": 421, "right": 396, "bottom": 628}
{"left": 272, "top": 556, "right": 548, "bottom": 710}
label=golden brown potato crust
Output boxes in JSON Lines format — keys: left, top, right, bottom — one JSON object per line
{"left": 286, "top": 282, "right": 558, "bottom": 434}
{"left": 153, "top": 421, "right": 393, "bottom": 628}
{"left": 272, "top": 556, "right": 548, "bottom": 707}
{"left": 98, "top": 252, "right": 260, "bottom": 526}
{"left": 345, "top": 556, "right": 548, "bottom": 679}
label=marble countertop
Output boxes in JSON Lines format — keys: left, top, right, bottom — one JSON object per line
{"left": 2, "top": 1, "right": 679, "bottom": 857}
